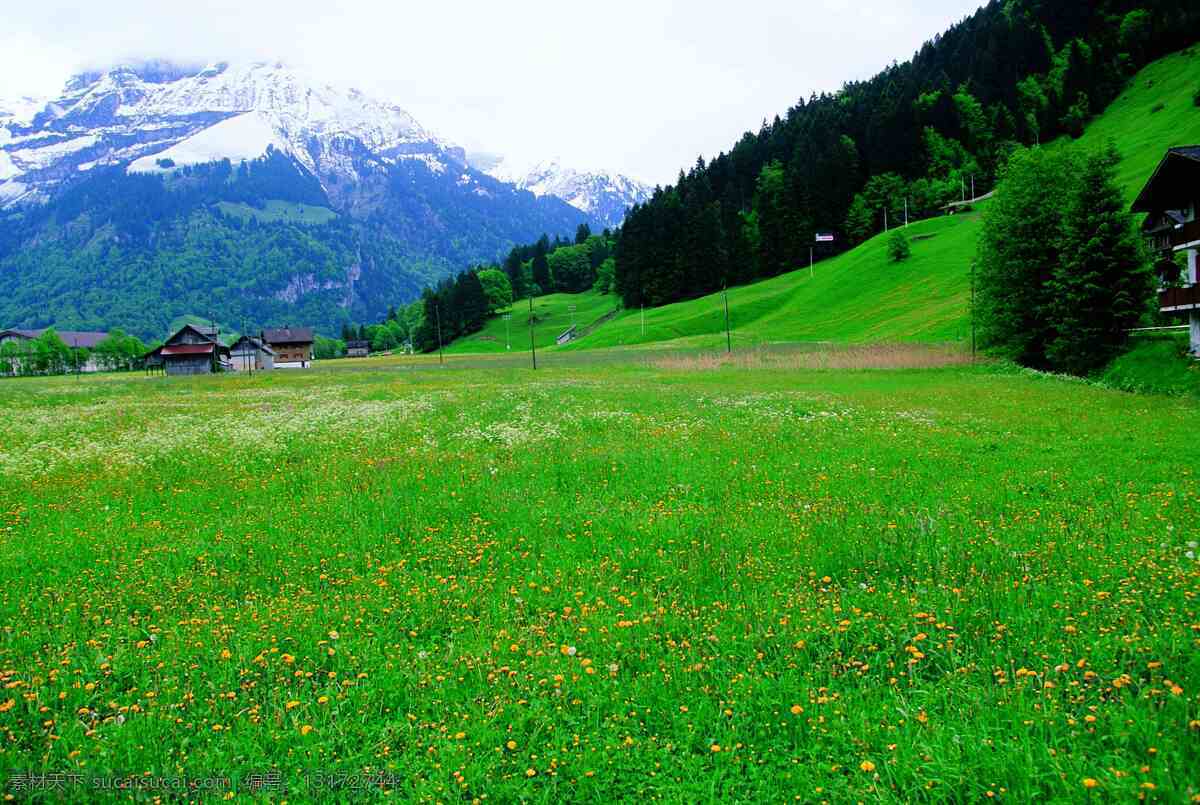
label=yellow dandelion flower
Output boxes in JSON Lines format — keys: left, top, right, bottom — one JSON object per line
{"left": 860, "top": 760, "right": 876, "bottom": 773}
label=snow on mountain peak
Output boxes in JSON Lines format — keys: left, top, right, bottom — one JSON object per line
{"left": 0, "top": 60, "right": 462, "bottom": 209}
{"left": 476, "top": 154, "right": 651, "bottom": 227}
{"left": 2, "top": 59, "right": 645, "bottom": 225}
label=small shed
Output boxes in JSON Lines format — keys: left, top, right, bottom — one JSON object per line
{"left": 556, "top": 325, "right": 578, "bottom": 346}
{"left": 229, "top": 336, "right": 275, "bottom": 371}
{"left": 346, "top": 340, "right": 370, "bottom": 358}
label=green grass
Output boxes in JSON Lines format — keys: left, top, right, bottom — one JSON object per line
{"left": 215, "top": 200, "right": 339, "bottom": 225}
{"left": 0, "top": 360, "right": 1197, "bottom": 800}
{"left": 1101, "top": 331, "right": 1200, "bottom": 394}
{"left": 444, "top": 289, "right": 619, "bottom": 354}
{"left": 569, "top": 211, "right": 982, "bottom": 352}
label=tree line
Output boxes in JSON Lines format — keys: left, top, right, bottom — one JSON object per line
{"left": 614, "top": 0, "right": 1199, "bottom": 309}
{"left": 0, "top": 328, "right": 149, "bottom": 376}
{"left": 340, "top": 225, "right": 618, "bottom": 354}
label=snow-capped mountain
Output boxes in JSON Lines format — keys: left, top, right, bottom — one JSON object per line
{"left": 0, "top": 61, "right": 598, "bottom": 337}
{"left": 0, "top": 61, "right": 472, "bottom": 211}
{"left": 476, "top": 156, "right": 652, "bottom": 228}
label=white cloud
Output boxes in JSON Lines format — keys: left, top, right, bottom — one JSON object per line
{"left": 0, "top": 0, "right": 984, "bottom": 185}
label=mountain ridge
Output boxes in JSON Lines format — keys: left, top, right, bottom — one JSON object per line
{"left": 0, "top": 60, "right": 626, "bottom": 338}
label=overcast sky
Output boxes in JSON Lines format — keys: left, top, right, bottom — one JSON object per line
{"left": 0, "top": 0, "right": 983, "bottom": 186}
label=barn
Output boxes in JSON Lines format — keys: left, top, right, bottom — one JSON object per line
{"left": 151, "top": 324, "right": 231, "bottom": 376}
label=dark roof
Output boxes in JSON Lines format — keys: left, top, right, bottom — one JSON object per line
{"left": 1131, "top": 146, "right": 1200, "bottom": 213}
{"left": 0, "top": 328, "right": 109, "bottom": 348}
{"left": 346, "top": 340, "right": 370, "bottom": 349}
{"left": 163, "top": 323, "right": 223, "bottom": 346}
{"left": 262, "top": 327, "right": 314, "bottom": 344}
{"left": 229, "top": 335, "right": 276, "bottom": 355}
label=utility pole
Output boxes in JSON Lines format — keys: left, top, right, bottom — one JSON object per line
{"left": 905, "top": 197, "right": 909, "bottom": 227}
{"left": 884, "top": 208, "right": 889, "bottom": 233}
{"left": 809, "top": 246, "right": 814, "bottom": 279}
{"left": 640, "top": 304, "right": 645, "bottom": 337}
{"left": 723, "top": 283, "right": 732, "bottom": 354}
{"left": 435, "top": 303, "right": 444, "bottom": 366}
{"left": 971, "top": 175, "right": 976, "bottom": 202}
{"left": 528, "top": 295, "right": 537, "bottom": 370}
{"left": 503, "top": 313, "right": 511, "bottom": 351}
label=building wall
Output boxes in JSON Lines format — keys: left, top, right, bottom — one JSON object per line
{"left": 268, "top": 342, "right": 312, "bottom": 365}
{"left": 229, "top": 348, "right": 274, "bottom": 371}
{"left": 165, "top": 354, "right": 213, "bottom": 375}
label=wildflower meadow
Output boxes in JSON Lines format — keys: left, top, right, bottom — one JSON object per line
{"left": 0, "top": 358, "right": 1197, "bottom": 800}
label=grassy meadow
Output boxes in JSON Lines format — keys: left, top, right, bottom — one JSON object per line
{"left": 0, "top": 355, "right": 1198, "bottom": 801}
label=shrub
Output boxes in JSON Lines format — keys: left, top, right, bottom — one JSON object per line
{"left": 887, "top": 230, "right": 912, "bottom": 262}
{"left": 1193, "top": 88, "right": 1200, "bottom": 107}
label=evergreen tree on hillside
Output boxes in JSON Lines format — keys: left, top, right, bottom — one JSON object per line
{"left": 532, "top": 236, "right": 552, "bottom": 295}
{"left": 575, "top": 223, "right": 592, "bottom": 244}
{"left": 1046, "top": 144, "right": 1152, "bottom": 374}
{"left": 845, "top": 194, "right": 875, "bottom": 245}
{"left": 503, "top": 249, "right": 528, "bottom": 300}
{"left": 975, "top": 147, "right": 1075, "bottom": 367}
{"left": 452, "top": 271, "right": 490, "bottom": 334}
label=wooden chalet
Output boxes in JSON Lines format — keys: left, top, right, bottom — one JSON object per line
{"left": 146, "top": 324, "right": 231, "bottom": 376}
{"left": 262, "top": 327, "right": 314, "bottom": 368}
{"left": 1133, "top": 146, "right": 1200, "bottom": 353}
{"left": 345, "top": 340, "right": 370, "bottom": 358}
{"left": 229, "top": 335, "right": 275, "bottom": 371}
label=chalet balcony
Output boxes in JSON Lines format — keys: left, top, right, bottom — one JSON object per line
{"left": 1147, "top": 220, "right": 1200, "bottom": 255}
{"left": 1170, "top": 220, "right": 1200, "bottom": 250}
{"left": 1159, "top": 284, "right": 1200, "bottom": 314}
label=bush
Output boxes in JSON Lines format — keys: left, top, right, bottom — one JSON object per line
{"left": 1193, "top": 88, "right": 1200, "bottom": 107}
{"left": 887, "top": 230, "right": 911, "bottom": 262}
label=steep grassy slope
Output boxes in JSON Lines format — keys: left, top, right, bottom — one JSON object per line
{"left": 574, "top": 45, "right": 1200, "bottom": 354}
{"left": 571, "top": 210, "right": 982, "bottom": 351}
{"left": 456, "top": 46, "right": 1198, "bottom": 356}
{"left": 445, "top": 290, "right": 619, "bottom": 354}
{"left": 1066, "top": 46, "right": 1200, "bottom": 199}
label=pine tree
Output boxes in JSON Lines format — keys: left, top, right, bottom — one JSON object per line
{"left": 575, "top": 223, "right": 592, "bottom": 245}
{"left": 1046, "top": 144, "right": 1152, "bottom": 374}
{"left": 845, "top": 194, "right": 875, "bottom": 245}
{"left": 976, "top": 147, "right": 1074, "bottom": 367}
{"left": 532, "top": 236, "right": 552, "bottom": 295}
{"left": 503, "top": 249, "right": 528, "bottom": 300}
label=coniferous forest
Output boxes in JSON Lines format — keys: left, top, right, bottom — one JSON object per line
{"left": 614, "top": 0, "right": 1200, "bottom": 309}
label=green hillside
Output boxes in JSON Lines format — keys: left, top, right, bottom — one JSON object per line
{"left": 470, "top": 46, "right": 1197, "bottom": 356}
{"left": 1067, "top": 46, "right": 1200, "bottom": 199}
{"left": 571, "top": 210, "right": 981, "bottom": 351}
{"left": 445, "top": 290, "right": 619, "bottom": 354}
